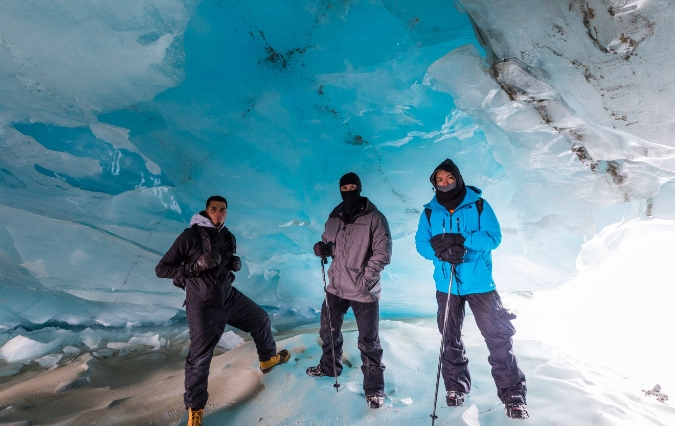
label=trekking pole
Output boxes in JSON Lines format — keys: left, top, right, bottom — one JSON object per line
{"left": 430, "top": 265, "right": 455, "bottom": 425}
{"left": 321, "top": 256, "right": 341, "bottom": 392}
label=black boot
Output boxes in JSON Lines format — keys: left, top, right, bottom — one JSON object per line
{"left": 446, "top": 390, "right": 465, "bottom": 407}
{"left": 365, "top": 390, "right": 385, "bottom": 408}
{"left": 306, "top": 365, "right": 327, "bottom": 377}
{"left": 505, "top": 403, "right": 529, "bottom": 419}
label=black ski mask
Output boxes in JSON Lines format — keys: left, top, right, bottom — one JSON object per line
{"left": 339, "top": 172, "right": 365, "bottom": 222}
{"left": 430, "top": 159, "right": 466, "bottom": 211}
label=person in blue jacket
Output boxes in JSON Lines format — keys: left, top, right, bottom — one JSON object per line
{"left": 415, "top": 159, "right": 528, "bottom": 420}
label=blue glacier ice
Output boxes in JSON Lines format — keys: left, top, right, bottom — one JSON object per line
{"left": 1, "top": 0, "right": 675, "bottom": 424}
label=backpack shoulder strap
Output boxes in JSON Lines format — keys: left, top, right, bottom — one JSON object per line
{"left": 229, "top": 232, "right": 237, "bottom": 254}
{"left": 191, "top": 225, "right": 212, "bottom": 253}
{"left": 476, "top": 198, "right": 484, "bottom": 230}
{"left": 425, "top": 207, "right": 432, "bottom": 226}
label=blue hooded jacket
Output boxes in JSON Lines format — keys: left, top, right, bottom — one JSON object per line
{"left": 415, "top": 186, "right": 501, "bottom": 295}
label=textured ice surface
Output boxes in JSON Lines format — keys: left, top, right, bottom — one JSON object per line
{"left": 0, "top": 0, "right": 484, "bottom": 328}
{"left": 0, "top": 329, "right": 75, "bottom": 362}
{"left": 128, "top": 332, "right": 162, "bottom": 349}
{"left": 0, "top": 0, "right": 198, "bottom": 126}
{"left": 35, "top": 353, "right": 62, "bottom": 368}
{"left": 0, "top": 1, "right": 675, "bottom": 423}
{"left": 79, "top": 328, "right": 102, "bottom": 350}
{"left": 217, "top": 330, "right": 245, "bottom": 351}
{"left": 62, "top": 346, "right": 81, "bottom": 356}
{"left": 2, "top": 1, "right": 671, "bottom": 333}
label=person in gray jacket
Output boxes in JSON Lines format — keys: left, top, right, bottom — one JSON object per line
{"left": 307, "top": 172, "right": 393, "bottom": 409}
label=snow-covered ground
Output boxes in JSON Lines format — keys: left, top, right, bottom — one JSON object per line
{"left": 1, "top": 219, "right": 674, "bottom": 425}
{"left": 2, "top": 1, "right": 675, "bottom": 424}
{"left": 1, "top": 318, "right": 672, "bottom": 425}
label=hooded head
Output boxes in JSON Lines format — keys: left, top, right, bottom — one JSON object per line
{"left": 339, "top": 172, "right": 362, "bottom": 195}
{"left": 339, "top": 172, "right": 365, "bottom": 221}
{"left": 430, "top": 159, "right": 466, "bottom": 211}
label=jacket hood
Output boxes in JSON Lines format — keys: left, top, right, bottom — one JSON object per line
{"left": 424, "top": 186, "right": 482, "bottom": 211}
{"left": 190, "top": 211, "right": 219, "bottom": 228}
{"left": 430, "top": 159, "right": 465, "bottom": 189}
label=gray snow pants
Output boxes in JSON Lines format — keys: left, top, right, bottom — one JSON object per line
{"left": 184, "top": 287, "right": 277, "bottom": 409}
{"left": 436, "top": 290, "right": 527, "bottom": 405}
{"left": 319, "top": 292, "right": 385, "bottom": 394}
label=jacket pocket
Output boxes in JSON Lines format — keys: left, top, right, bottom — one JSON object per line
{"left": 346, "top": 267, "right": 366, "bottom": 290}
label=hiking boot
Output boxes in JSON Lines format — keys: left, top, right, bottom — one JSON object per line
{"left": 260, "top": 349, "right": 291, "bottom": 373}
{"left": 505, "top": 403, "right": 529, "bottom": 419}
{"left": 187, "top": 408, "right": 204, "bottom": 426}
{"left": 306, "top": 365, "right": 327, "bottom": 377}
{"left": 366, "top": 390, "right": 385, "bottom": 408}
{"left": 446, "top": 390, "right": 465, "bottom": 407}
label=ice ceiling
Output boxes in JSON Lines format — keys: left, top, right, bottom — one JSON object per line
{"left": 1, "top": 0, "right": 674, "bottom": 332}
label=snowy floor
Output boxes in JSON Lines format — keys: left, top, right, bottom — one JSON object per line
{"left": 200, "top": 318, "right": 673, "bottom": 426}
{"left": 1, "top": 315, "right": 672, "bottom": 425}
{"left": 1, "top": 220, "right": 674, "bottom": 425}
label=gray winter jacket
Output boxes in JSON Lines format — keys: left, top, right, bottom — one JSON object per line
{"left": 321, "top": 198, "right": 392, "bottom": 303}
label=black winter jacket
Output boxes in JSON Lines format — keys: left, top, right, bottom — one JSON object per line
{"left": 156, "top": 212, "right": 237, "bottom": 305}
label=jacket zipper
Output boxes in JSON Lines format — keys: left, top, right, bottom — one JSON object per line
{"left": 455, "top": 217, "right": 461, "bottom": 297}
{"left": 441, "top": 218, "right": 447, "bottom": 281}
{"left": 442, "top": 216, "right": 454, "bottom": 294}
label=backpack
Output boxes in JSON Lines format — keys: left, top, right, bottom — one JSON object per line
{"left": 425, "top": 198, "right": 484, "bottom": 228}
{"left": 172, "top": 226, "right": 236, "bottom": 290}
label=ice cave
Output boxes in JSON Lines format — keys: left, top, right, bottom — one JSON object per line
{"left": 0, "top": 0, "right": 674, "bottom": 424}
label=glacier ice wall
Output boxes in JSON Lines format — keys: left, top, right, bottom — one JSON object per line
{"left": 1, "top": 0, "right": 673, "bottom": 335}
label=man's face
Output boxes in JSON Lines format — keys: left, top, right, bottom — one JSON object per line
{"left": 435, "top": 170, "right": 456, "bottom": 187}
{"left": 206, "top": 201, "right": 227, "bottom": 227}
{"left": 340, "top": 184, "right": 358, "bottom": 192}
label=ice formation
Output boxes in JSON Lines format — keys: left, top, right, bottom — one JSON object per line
{"left": 1, "top": 0, "right": 675, "bottom": 424}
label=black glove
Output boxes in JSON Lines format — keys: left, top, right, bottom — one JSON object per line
{"left": 437, "top": 244, "right": 466, "bottom": 265}
{"left": 189, "top": 251, "right": 222, "bottom": 276}
{"left": 229, "top": 255, "right": 242, "bottom": 272}
{"left": 430, "top": 233, "right": 465, "bottom": 253}
{"left": 313, "top": 241, "right": 330, "bottom": 257}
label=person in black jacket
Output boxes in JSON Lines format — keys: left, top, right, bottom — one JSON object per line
{"left": 156, "top": 196, "right": 290, "bottom": 426}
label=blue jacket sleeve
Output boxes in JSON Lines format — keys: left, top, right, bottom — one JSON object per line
{"left": 415, "top": 211, "right": 436, "bottom": 261}
{"left": 461, "top": 200, "right": 501, "bottom": 252}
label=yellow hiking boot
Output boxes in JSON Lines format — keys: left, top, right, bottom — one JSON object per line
{"left": 259, "top": 349, "right": 291, "bottom": 373}
{"left": 187, "top": 407, "right": 204, "bottom": 426}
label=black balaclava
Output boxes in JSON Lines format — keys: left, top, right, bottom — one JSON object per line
{"left": 339, "top": 172, "right": 365, "bottom": 222}
{"left": 430, "top": 159, "right": 466, "bottom": 211}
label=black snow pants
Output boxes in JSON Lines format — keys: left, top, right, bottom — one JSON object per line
{"left": 436, "top": 290, "right": 527, "bottom": 405}
{"left": 319, "top": 292, "right": 385, "bottom": 394}
{"left": 184, "top": 287, "right": 277, "bottom": 409}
